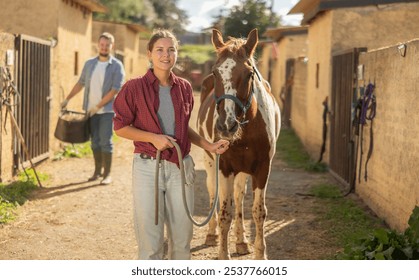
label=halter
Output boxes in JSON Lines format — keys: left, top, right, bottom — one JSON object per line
{"left": 213, "top": 65, "right": 261, "bottom": 125}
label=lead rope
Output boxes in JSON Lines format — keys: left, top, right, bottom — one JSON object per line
{"left": 154, "top": 140, "right": 219, "bottom": 227}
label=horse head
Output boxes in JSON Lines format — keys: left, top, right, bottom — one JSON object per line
{"left": 211, "top": 28, "right": 259, "bottom": 142}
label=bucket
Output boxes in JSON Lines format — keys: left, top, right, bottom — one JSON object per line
{"left": 54, "top": 110, "right": 90, "bottom": 143}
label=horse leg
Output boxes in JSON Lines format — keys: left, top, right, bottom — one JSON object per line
{"left": 204, "top": 154, "right": 218, "bottom": 246}
{"left": 252, "top": 174, "right": 269, "bottom": 260}
{"left": 218, "top": 174, "right": 234, "bottom": 260}
{"left": 234, "top": 173, "right": 251, "bottom": 255}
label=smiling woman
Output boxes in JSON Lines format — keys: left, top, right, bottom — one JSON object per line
{"left": 113, "top": 29, "right": 229, "bottom": 260}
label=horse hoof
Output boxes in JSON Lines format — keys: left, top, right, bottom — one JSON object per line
{"left": 217, "top": 254, "right": 231, "bottom": 260}
{"left": 236, "top": 242, "right": 252, "bottom": 255}
{"left": 205, "top": 234, "right": 218, "bottom": 246}
{"left": 254, "top": 253, "right": 267, "bottom": 260}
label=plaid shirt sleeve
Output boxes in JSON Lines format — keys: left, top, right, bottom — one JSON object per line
{"left": 113, "top": 80, "right": 136, "bottom": 131}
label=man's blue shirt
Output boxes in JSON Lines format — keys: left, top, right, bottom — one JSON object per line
{"left": 78, "top": 55, "right": 125, "bottom": 112}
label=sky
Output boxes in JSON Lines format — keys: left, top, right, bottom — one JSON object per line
{"left": 177, "top": 0, "right": 303, "bottom": 33}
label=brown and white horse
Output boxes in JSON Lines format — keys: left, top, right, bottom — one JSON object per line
{"left": 197, "top": 29, "right": 280, "bottom": 260}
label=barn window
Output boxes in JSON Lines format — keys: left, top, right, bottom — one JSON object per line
{"left": 74, "top": 51, "right": 79, "bottom": 76}
{"left": 316, "top": 63, "right": 320, "bottom": 88}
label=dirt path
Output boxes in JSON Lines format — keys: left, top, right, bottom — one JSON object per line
{"left": 0, "top": 94, "right": 343, "bottom": 260}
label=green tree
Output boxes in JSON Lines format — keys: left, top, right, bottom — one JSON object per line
{"left": 222, "top": 0, "right": 281, "bottom": 38}
{"left": 149, "top": 0, "right": 189, "bottom": 34}
{"left": 94, "top": 0, "right": 155, "bottom": 24}
{"left": 94, "top": 0, "right": 188, "bottom": 33}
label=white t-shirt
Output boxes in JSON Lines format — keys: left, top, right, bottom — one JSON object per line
{"left": 88, "top": 61, "right": 108, "bottom": 114}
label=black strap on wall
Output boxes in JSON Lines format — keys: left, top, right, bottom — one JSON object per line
{"left": 358, "top": 83, "right": 377, "bottom": 182}
{"left": 318, "top": 96, "right": 329, "bottom": 163}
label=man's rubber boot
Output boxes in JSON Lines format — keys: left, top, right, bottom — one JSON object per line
{"left": 101, "top": 152, "right": 112, "bottom": 185}
{"left": 88, "top": 150, "right": 102, "bottom": 181}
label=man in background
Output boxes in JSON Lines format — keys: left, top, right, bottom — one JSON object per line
{"left": 61, "top": 32, "right": 125, "bottom": 185}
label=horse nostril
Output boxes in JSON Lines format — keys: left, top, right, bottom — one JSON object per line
{"left": 216, "top": 121, "right": 224, "bottom": 132}
{"left": 229, "top": 122, "right": 238, "bottom": 133}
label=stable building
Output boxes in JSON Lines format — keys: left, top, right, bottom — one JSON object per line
{"left": 0, "top": 0, "right": 106, "bottom": 181}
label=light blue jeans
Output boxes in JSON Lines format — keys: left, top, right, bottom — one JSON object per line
{"left": 89, "top": 113, "right": 114, "bottom": 153}
{"left": 132, "top": 154, "right": 194, "bottom": 260}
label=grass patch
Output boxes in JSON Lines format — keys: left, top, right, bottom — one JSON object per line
{"left": 310, "top": 183, "right": 342, "bottom": 199}
{"left": 53, "top": 142, "right": 92, "bottom": 160}
{"left": 179, "top": 44, "right": 215, "bottom": 64}
{"left": 0, "top": 169, "right": 46, "bottom": 224}
{"left": 53, "top": 134, "right": 120, "bottom": 160}
{"left": 310, "top": 183, "right": 386, "bottom": 258}
{"left": 339, "top": 206, "right": 419, "bottom": 260}
{"left": 277, "top": 128, "right": 327, "bottom": 172}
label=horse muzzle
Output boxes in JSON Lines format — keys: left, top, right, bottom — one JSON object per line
{"left": 215, "top": 118, "right": 241, "bottom": 140}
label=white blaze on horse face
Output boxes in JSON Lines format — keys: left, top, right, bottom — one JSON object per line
{"left": 217, "top": 58, "right": 237, "bottom": 120}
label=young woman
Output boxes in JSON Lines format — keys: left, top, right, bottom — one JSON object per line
{"left": 113, "top": 29, "right": 229, "bottom": 260}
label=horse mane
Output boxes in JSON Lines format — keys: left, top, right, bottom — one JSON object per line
{"left": 216, "top": 37, "right": 250, "bottom": 60}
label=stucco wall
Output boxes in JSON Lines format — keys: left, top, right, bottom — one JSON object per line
{"left": 0, "top": 0, "right": 93, "bottom": 154}
{"left": 0, "top": 0, "right": 58, "bottom": 40}
{"left": 290, "top": 59, "right": 308, "bottom": 144}
{"left": 258, "top": 44, "right": 272, "bottom": 82}
{"left": 137, "top": 38, "right": 149, "bottom": 77}
{"left": 332, "top": 3, "right": 419, "bottom": 52}
{"left": 304, "top": 11, "right": 333, "bottom": 161}
{"left": 124, "top": 28, "right": 145, "bottom": 79}
{"left": 357, "top": 39, "right": 419, "bottom": 231}
{"left": 52, "top": 0, "right": 93, "bottom": 152}
{"left": 0, "top": 33, "right": 16, "bottom": 182}
{"left": 272, "top": 34, "right": 308, "bottom": 109}
{"left": 302, "top": 2, "right": 419, "bottom": 164}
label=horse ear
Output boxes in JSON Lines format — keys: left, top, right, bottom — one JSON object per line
{"left": 212, "top": 29, "right": 225, "bottom": 50}
{"left": 244, "top": 28, "right": 258, "bottom": 57}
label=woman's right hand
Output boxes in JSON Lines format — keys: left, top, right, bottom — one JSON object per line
{"left": 152, "top": 134, "right": 177, "bottom": 151}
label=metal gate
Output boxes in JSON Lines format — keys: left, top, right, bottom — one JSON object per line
{"left": 330, "top": 48, "right": 365, "bottom": 188}
{"left": 14, "top": 34, "right": 51, "bottom": 171}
